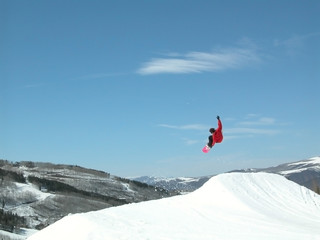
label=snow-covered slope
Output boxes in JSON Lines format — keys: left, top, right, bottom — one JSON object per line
{"left": 27, "top": 173, "right": 320, "bottom": 240}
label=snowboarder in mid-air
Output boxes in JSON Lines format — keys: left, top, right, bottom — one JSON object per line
{"left": 202, "top": 116, "right": 223, "bottom": 153}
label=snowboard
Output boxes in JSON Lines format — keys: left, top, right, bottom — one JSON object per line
{"left": 202, "top": 145, "right": 211, "bottom": 153}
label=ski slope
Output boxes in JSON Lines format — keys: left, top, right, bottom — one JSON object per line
{"left": 27, "top": 173, "right": 320, "bottom": 240}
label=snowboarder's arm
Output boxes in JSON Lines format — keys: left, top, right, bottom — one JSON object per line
{"left": 216, "top": 116, "right": 222, "bottom": 131}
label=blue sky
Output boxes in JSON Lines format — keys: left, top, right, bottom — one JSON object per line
{"left": 1, "top": 0, "right": 319, "bottom": 177}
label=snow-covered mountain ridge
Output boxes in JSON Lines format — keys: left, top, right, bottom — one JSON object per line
{"left": 27, "top": 172, "right": 320, "bottom": 240}
{"left": 130, "top": 175, "right": 212, "bottom": 192}
{"left": 233, "top": 156, "right": 320, "bottom": 192}
{"left": 280, "top": 156, "right": 320, "bottom": 174}
{"left": 132, "top": 156, "right": 320, "bottom": 193}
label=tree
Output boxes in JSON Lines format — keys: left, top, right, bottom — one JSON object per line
{"left": 312, "top": 179, "right": 320, "bottom": 195}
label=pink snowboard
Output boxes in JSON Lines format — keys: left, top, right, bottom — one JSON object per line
{"left": 202, "top": 145, "right": 211, "bottom": 153}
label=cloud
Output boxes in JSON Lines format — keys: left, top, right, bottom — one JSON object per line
{"left": 75, "top": 72, "right": 126, "bottom": 80}
{"left": 181, "top": 138, "right": 199, "bottom": 145}
{"left": 229, "top": 115, "right": 280, "bottom": 136}
{"left": 23, "top": 83, "right": 46, "bottom": 89}
{"left": 158, "top": 124, "right": 208, "bottom": 131}
{"left": 158, "top": 114, "right": 281, "bottom": 143}
{"left": 245, "top": 113, "right": 260, "bottom": 119}
{"left": 138, "top": 46, "right": 261, "bottom": 75}
{"left": 224, "top": 128, "right": 279, "bottom": 136}
{"left": 273, "top": 32, "right": 320, "bottom": 56}
{"left": 239, "top": 117, "right": 276, "bottom": 126}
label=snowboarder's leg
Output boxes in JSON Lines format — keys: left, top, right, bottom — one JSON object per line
{"left": 207, "top": 136, "right": 213, "bottom": 148}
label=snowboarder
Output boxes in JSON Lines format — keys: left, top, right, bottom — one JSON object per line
{"left": 207, "top": 116, "right": 223, "bottom": 149}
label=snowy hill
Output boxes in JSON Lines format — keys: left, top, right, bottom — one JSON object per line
{"left": 27, "top": 172, "right": 320, "bottom": 240}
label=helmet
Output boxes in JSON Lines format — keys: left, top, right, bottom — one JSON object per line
{"left": 209, "top": 128, "right": 215, "bottom": 133}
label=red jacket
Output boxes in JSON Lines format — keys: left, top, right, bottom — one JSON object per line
{"left": 212, "top": 119, "right": 223, "bottom": 147}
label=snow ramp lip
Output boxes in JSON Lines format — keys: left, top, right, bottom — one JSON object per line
{"left": 192, "top": 172, "right": 320, "bottom": 213}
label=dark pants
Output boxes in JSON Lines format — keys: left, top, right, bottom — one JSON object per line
{"left": 207, "top": 136, "right": 213, "bottom": 148}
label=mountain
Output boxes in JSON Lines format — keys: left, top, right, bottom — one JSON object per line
{"left": 26, "top": 172, "right": 320, "bottom": 240}
{"left": 0, "top": 160, "right": 178, "bottom": 237}
{"left": 132, "top": 156, "right": 320, "bottom": 194}
{"left": 130, "top": 175, "right": 212, "bottom": 192}
{"left": 2, "top": 157, "right": 320, "bottom": 239}
{"left": 231, "top": 156, "right": 320, "bottom": 193}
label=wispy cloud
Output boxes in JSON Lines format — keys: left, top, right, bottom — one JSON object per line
{"left": 158, "top": 115, "right": 281, "bottom": 144}
{"left": 239, "top": 117, "right": 276, "bottom": 126}
{"left": 245, "top": 113, "right": 260, "bottom": 119}
{"left": 158, "top": 124, "right": 208, "bottom": 131}
{"left": 273, "top": 32, "right": 320, "bottom": 56}
{"left": 224, "top": 127, "right": 279, "bottom": 136}
{"left": 75, "top": 72, "right": 126, "bottom": 80}
{"left": 138, "top": 46, "right": 261, "bottom": 75}
{"left": 227, "top": 115, "right": 281, "bottom": 137}
{"left": 23, "top": 83, "right": 46, "bottom": 89}
{"left": 181, "top": 138, "right": 199, "bottom": 145}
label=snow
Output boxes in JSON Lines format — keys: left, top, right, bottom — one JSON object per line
{"left": 121, "top": 183, "right": 135, "bottom": 193}
{"left": 288, "top": 156, "right": 320, "bottom": 166}
{"left": 3, "top": 182, "right": 53, "bottom": 228}
{"left": 27, "top": 172, "right": 320, "bottom": 240}
{"left": 280, "top": 156, "right": 320, "bottom": 175}
{"left": 0, "top": 230, "right": 25, "bottom": 240}
{"left": 176, "top": 177, "right": 199, "bottom": 183}
{"left": 14, "top": 182, "right": 52, "bottom": 201}
{"left": 0, "top": 228, "right": 37, "bottom": 240}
